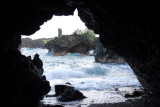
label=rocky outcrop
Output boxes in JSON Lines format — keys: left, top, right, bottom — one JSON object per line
{"left": 45, "top": 33, "right": 97, "bottom": 55}
{"left": 21, "top": 38, "right": 49, "bottom": 48}
{"left": 32, "top": 54, "right": 44, "bottom": 75}
{"left": 55, "top": 85, "right": 86, "bottom": 102}
{"left": 94, "top": 40, "right": 125, "bottom": 63}
{"left": 0, "top": 49, "right": 50, "bottom": 107}
{"left": 2, "top": 0, "right": 160, "bottom": 106}
{"left": 125, "top": 90, "right": 143, "bottom": 98}
{"left": 58, "top": 28, "right": 62, "bottom": 37}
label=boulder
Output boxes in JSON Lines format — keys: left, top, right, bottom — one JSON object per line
{"left": 32, "top": 54, "right": 44, "bottom": 75}
{"left": 55, "top": 85, "right": 86, "bottom": 102}
{"left": 125, "top": 90, "right": 144, "bottom": 98}
{"left": 94, "top": 40, "right": 126, "bottom": 64}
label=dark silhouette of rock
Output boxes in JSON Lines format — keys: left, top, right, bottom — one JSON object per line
{"left": 21, "top": 38, "right": 53, "bottom": 48}
{"left": 32, "top": 54, "right": 44, "bottom": 75}
{"left": 125, "top": 90, "right": 144, "bottom": 98}
{"left": 94, "top": 40, "right": 126, "bottom": 64}
{"left": 45, "top": 94, "right": 56, "bottom": 97}
{"left": 65, "top": 82, "right": 71, "bottom": 85}
{"left": 21, "top": 38, "right": 45, "bottom": 48}
{"left": 45, "top": 33, "right": 97, "bottom": 55}
{"left": 55, "top": 85, "right": 68, "bottom": 96}
{"left": 2, "top": 0, "right": 160, "bottom": 106}
{"left": 58, "top": 28, "right": 62, "bottom": 37}
{"left": 55, "top": 85, "right": 86, "bottom": 102}
{"left": 0, "top": 49, "right": 51, "bottom": 107}
{"left": 39, "top": 104, "right": 64, "bottom": 107}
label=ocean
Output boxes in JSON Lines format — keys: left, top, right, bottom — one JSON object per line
{"left": 21, "top": 48, "right": 141, "bottom": 106}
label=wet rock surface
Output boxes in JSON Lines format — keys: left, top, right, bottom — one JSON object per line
{"left": 32, "top": 54, "right": 44, "bottom": 75}
{"left": 55, "top": 85, "right": 86, "bottom": 102}
{"left": 0, "top": 49, "right": 51, "bottom": 106}
{"left": 21, "top": 38, "right": 47, "bottom": 48}
{"left": 2, "top": 0, "right": 160, "bottom": 106}
{"left": 94, "top": 40, "right": 126, "bottom": 63}
{"left": 125, "top": 90, "right": 144, "bottom": 98}
{"left": 45, "top": 33, "right": 97, "bottom": 55}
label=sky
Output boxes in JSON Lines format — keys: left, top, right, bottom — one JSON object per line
{"left": 22, "top": 9, "right": 88, "bottom": 39}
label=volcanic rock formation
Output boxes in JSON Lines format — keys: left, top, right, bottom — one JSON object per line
{"left": 54, "top": 85, "right": 86, "bottom": 102}
{"left": 94, "top": 40, "right": 125, "bottom": 63}
{"left": 21, "top": 38, "right": 47, "bottom": 48}
{"left": 2, "top": 0, "right": 160, "bottom": 106}
{"left": 45, "top": 33, "right": 97, "bottom": 55}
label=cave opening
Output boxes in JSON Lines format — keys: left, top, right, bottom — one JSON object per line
{"left": 20, "top": 9, "right": 142, "bottom": 106}
{"left": 2, "top": 1, "right": 160, "bottom": 106}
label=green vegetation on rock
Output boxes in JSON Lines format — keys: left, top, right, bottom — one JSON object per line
{"left": 42, "top": 38, "right": 53, "bottom": 44}
{"left": 74, "top": 28, "right": 96, "bottom": 41}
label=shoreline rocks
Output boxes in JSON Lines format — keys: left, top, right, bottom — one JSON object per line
{"left": 45, "top": 33, "right": 98, "bottom": 56}
{"left": 125, "top": 90, "right": 144, "bottom": 98}
{"left": 21, "top": 38, "right": 52, "bottom": 48}
{"left": 46, "top": 84, "right": 86, "bottom": 102}
{"left": 1, "top": 49, "right": 51, "bottom": 107}
{"left": 55, "top": 84, "right": 86, "bottom": 102}
{"left": 94, "top": 40, "right": 126, "bottom": 64}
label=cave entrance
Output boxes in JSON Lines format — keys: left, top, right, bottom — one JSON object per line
{"left": 21, "top": 9, "right": 142, "bottom": 106}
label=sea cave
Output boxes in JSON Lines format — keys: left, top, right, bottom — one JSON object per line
{"left": 1, "top": 1, "right": 160, "bottom": 107}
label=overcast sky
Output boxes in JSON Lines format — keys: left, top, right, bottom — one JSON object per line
{"left": 22, "top": 9, "right": 87, "bottom": 39}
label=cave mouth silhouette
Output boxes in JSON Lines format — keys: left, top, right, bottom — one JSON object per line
{"left": 20, "top": 45, "right": 142, "bottom": 106}
{"left": 2, "top": 1, "right": 160, "bottom": 106}
{"left": 20, "top": 12, "right": 142, "bottom": 106}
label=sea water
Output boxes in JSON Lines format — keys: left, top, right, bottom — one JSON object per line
{"left": 21, "top": 48, "right": 141, "bottom": 106}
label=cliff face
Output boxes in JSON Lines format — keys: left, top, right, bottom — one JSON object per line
{"left": 21, "top": 38, "right": 46, "bottom": 48}
{"left": 45, "top": 33, "right": 97, "bottom": 55}
{"left": 94, "top": 41, "right": 125, "bottom": 64}
{"left": 0, "top": 49, "right": 50, "bottom": 106}
{"left": 2, "top": 0, "right": 160, "bottom": 106}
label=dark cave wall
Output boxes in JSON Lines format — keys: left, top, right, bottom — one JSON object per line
{"left": 76, "top": 5, "right": 160, "bottom": 96}
{"left": 1, "top": 0, "right": 76, "bottom": 106}
{"left": 1, "top": 0, "right": 160, "bottom": 106}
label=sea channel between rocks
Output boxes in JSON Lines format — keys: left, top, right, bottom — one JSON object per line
{"left": 21, "top": 48, "right": 142, "bottom": 107}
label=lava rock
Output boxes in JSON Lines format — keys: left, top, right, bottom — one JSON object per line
{"left": 125, "top": 90, "right": 143, "bottom": 98}
{"left": 21, "top": 38, "right": 48, "bottom": 48}
{"left": 55, "top": 85, "right": 86, "bottom": 102}
{"left": 46, "top": 94, "right": 56, "bottom": 97}
{"left": 45, "top": 33, "right": 97, "bottom": 55}
{"left": 94, "top": 40, "right": 126, "bottom": 64}
{"left": 32, "top": 54, "right": 44, "bottom": 75}
{"left": 2, "top": 0, "right": 160, "bottom": 105}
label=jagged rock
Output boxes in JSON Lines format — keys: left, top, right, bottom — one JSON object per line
{"left": 0, "top": 49, "right": 51, "bottom": 107}
{"left": 125, "top": 90, "right": 144, "bottom": 98}
{"left": 45, "top": 33, "right": 97, "bottom": 55}
{"left": 2, "top": 0, "right": 160, "bottom": 105}
{"left": 94, "top": 40, "right": 125, "bottom": 63}
{"left": 55, "top": 85, "right": 86, "bottom": 102}
{"left": 21, "top": 38, "right": 46, "bottom": 48}
{"left": 32, "top": 54, "right": 44, "bottom": 75}
{"left": 58, "top": 28, "right": 62, "bottom": 37}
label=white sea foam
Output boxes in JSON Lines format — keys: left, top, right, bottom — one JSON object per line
{"left": 21, "top": 47, "right": 141, "bottom": 89}
{"left": 21, "top": 48, "right": 141, "bottom": 106}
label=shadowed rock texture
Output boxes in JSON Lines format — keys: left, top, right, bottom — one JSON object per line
{"left": 55, "top": 85, "right": 86, "bottom": 102}
{"left": 1, "top": 0, "right": 160, "bottom": 106}
{"left": 21, "top": 38, "right": 47, "bottom": 48}
{"left": 45, "top": 33, "right": 97, "bottom": 55}
{"left": 94, "top": 40, "right": 125, "bottom": 63}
